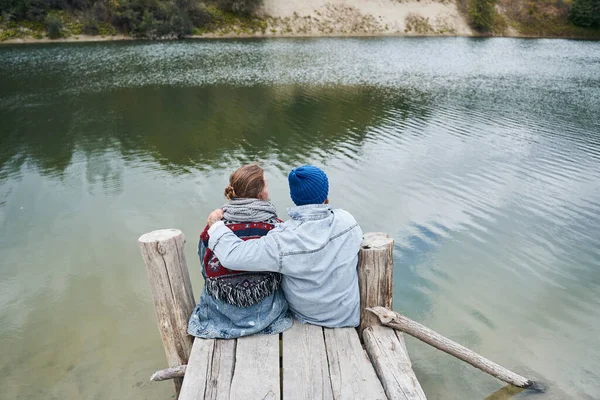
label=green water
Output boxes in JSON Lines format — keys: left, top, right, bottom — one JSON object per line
{"left": 1, "top": 38, "right": 599, "bottom": 400}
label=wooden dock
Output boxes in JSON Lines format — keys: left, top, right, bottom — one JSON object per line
{"left": 179, "top": 320, "right": 425, "bottom": 400}
{"left": 139, "top": 229, "right": 426, "bottom": 399}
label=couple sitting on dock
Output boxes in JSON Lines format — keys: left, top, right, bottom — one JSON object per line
{"left": 188, "top": 164, "right": 363, "bottom": 339}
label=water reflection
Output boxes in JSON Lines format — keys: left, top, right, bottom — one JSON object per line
{"left": 0, "top": 84, "right": 430, "bottom": 181}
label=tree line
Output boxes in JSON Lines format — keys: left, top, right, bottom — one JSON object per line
{"left": 0, "top": 0, "right": 263, "bottom": 39}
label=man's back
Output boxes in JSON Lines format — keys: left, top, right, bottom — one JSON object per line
{"left": 274, "top": 204, "right": 362, "bottom": 327}
{"left": 207, "top": 164, "right": 362, "bottom": 328}
{"left": 207, "top": 204, "right": 362, "bottom": 328}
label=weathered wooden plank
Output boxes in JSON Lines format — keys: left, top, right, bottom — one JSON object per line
{"left": 179, "top": 338, "right": 236, "bottom": 400}
{"left": 205, "top": 339, "right": 236, "bottom": 400}
{"left": 358, "top": 232, "right": 394, "bottom": 333}
{"left": 179, "top": 338, "right": 215, "bottom": 400}
{"left": 363, "top": 325, "right": 427, "bottom": 400}
{"left": 230, "top": 333, "right": 280, "bottom": 400}
{"left": 324, "top": 327, "right": 387, "bottom": 400}
{"left": 283, "top": 321, "right": 333, "bottom": 400}
{"left": 396, "top": 331, "right": 410, "bottom": 359}
{"left": 138, "top": 229, "right": 195, "bottom": 394}
{"left": 368, "top": 307, "right": 541, "bottom": 390}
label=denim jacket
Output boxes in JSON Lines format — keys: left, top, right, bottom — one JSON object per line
{"left": 208, "top": 204, "right": 362, "bottom": 328}
{"left": 187, "top": 239, "right": 292, "bottom": 339}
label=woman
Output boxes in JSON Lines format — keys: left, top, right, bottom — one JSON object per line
{"left": 188, "top": 164, "right": 292, "bottom": 339}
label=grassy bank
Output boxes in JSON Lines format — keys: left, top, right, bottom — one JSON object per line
{"left": 1, "top": 0, "right": 599, "bottom": 42}
{"left": 498, "top": 0, "right": 600, "bottom": 38}
{"left": 0, "top": 0, "right": 269, "bottom": 42}
{"left": 459, "top": 0, "right": 600, "bottom": 38}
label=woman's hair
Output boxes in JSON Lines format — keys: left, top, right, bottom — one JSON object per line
{"left": 224, "top": 164, "right": 265, "bottom": 200}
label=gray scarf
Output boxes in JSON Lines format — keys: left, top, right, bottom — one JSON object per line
{"left": 204, "top": 197, "right": 281, "bottom": 308}
{"left": 222, "top": 198, "right": 278, "bottom": 222}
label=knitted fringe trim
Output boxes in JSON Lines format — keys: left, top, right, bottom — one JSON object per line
{"left": 205, "top": 273, "right": 282, "bottom": 308}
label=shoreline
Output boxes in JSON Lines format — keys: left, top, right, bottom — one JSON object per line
{"left": 2, "top": 31, "right": 599, "bottom": 45}
{"left": 2, "top": 0, "right": 599, "bottom": 45}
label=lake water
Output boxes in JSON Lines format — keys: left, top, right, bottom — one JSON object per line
{"left": 1, "top": 37, "right": 599, "bottom": 400}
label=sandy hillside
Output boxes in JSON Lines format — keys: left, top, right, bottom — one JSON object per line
{"left": 262, "top": 0, "right": 472, "bottom": 36}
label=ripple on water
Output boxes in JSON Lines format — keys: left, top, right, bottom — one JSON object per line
{"left": 1, "top": 38, "right": 600, "bottom": 400}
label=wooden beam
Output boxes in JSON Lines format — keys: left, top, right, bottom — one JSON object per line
{"left": 230, "top": 334, "right": 280, "bottom": 400}
{"left": 358, "top": 232, "right": 394, "bottom": 333}
{"left": 368, "top": 307, "right": 542, "bottom": 390}
{"left": 324, "top": 327, "right": 387, "bottom": 400}
{"left": 150, "top": 365, "right": 186, "bottom": 381}
{"left": 138, "top": 229, "right": 195, "bottom": 394}
{"left": 363, "top": 325, "right": 427, "bottom": 400}
{"left": 283, "top": 321, "right": 333, "bottom": 399}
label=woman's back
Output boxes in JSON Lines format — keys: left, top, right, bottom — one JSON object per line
{"left": 187, "top": 166, "right": 292, "bottom": 339}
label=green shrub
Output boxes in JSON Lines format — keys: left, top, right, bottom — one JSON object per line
{"left": 570, "top": 0, "right": 600, "bottom": 27}
{"left": 187, "top": 1, "right": 213, "bottom": 26}
{"left": 65, "top": 20, "right": 83, "bottom": 34}
{"left": 24, "top": 0, "right": 48, "bottom": 21}
{"left": 1, "top": 11, "right": 14, "bottom": 24}
{"left": 70, "top": 0, "right": 89, "bottom": 10}
{"left": 217, "top": 0, "right": 263, "bottom": 15}
{"left": 45, "top": 14, "right": 63, "bottom": 38}
{"left": 92, "top": 1, "right": 109, "bottom": 22}
{"left": 97, "top": 22, "right": 115, "bottom": 35}
{"left": 136, "top": 9, "right": 158, "bottom": 38}
{"left": 168, "top": 11, "right": 193, "bottom": 37}
{"left": 111, "top": 6, "right": 139, "bottom": 33}
{"left": 491, "top": 9, "right": 507, "bottom": 34}
{"left": 467, "top": 0, "right": 496, "bottom": 32}
{"left": 82, "top": 15, "right": 99, "bottom": 34}
{"left": 0, "top": 27, "right": 20, "bottom": 40}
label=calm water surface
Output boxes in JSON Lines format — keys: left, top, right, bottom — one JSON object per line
{"left": 1, "top": 37, "right": 599, "bottom": 400}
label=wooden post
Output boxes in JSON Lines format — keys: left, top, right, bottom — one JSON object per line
{"left": 367, "top": 307, "right": 543, "bottom": 391}
{"left": 359, "top": 233, "right": 428, "bottom": 399}
{"left": 358, "top": 232, "right": 394, "bottom": 334}
{"left": 139, "top": 229, "right": 195, "bottom": 395}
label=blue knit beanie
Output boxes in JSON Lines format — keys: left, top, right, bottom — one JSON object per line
{"left": 288, "top": 165, "right": 329, "bottom": 206}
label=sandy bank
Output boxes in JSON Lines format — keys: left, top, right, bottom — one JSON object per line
{"left": 261, "top": 0, "right": 472, "bottom": 36}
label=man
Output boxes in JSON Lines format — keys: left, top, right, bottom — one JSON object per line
{"left": 206, "top": 165, "right": 362, "bottom": 328}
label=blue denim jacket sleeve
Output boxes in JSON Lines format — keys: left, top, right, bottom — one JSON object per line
{"left": 207, "top": 221, "right": 280, "bottom": 272}
{"left": 198, "top": 239, "right": 207, "bottom": 279}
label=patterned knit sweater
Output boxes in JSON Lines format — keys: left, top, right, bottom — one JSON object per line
{"left": 200, "top": 217, "right": 282, "bottom": 307}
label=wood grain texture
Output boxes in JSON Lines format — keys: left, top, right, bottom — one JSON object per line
{"left": 368, "top": 307, "right": 537, "bottom": 389}
{"left": 363, "top": 325, "right": 427, "bottom": 400}
{"left": 139, "top": 229, "right": 195, "bottom": 393}
{"left": 230, "top": 333, "right": 280, "bottom": 400}
{"left": 283, "top": 321, "right": 333, "bottom": 400}
{"left": 358, "top": 232, "right": 394, "bottom": 333}
{"left": 204, "top": 339, "right": 236, "bottom": 400}
{"left": 179, "top": 338, "right": 237, "bottom": 400}
{"left": 324, "top": 327, "right": 387, "bottom": 400}
{"left": 179, "top": 338, "right": 215, "bottom": 400}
